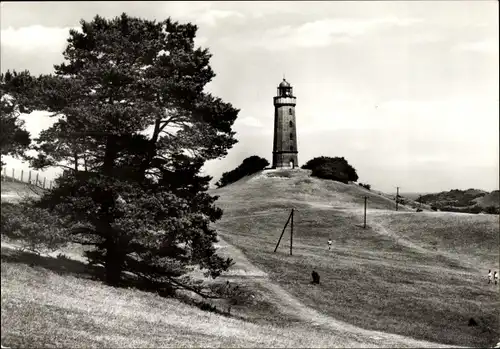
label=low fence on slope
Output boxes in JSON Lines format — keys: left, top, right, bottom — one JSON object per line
{"left": 1, "top": 167, "right": 55, "bottom": 190}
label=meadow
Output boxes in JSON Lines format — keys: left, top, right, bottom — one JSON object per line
{"left": 1, "top": 169, "right": 498, "bottom": 347}
{"left": 213, "top": 169, "right": 499, "bottom": 347}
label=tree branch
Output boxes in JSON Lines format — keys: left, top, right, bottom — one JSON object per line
{"left": 165, "top": 276, "right": 223, "bottom": 299}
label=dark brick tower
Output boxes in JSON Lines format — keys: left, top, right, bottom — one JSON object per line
{"left": 272, "top": 78, "right": 298, "bottom": 168}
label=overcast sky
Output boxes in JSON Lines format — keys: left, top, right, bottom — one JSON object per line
{"left": 1, "top": 1, "right": 498, "bottom": 193}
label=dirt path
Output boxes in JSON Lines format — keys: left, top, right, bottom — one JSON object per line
{"left": 0, "top": 239, "right": 459, "bottom": 347}
{"left": 215, "top": 235, "right": 458, "bottom": 348}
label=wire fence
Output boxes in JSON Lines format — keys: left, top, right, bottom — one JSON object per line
{"left": 1, "top": 167, "right": 56, "bottom": 190}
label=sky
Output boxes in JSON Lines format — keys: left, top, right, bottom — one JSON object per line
{"left": 1, "top": 1, "right": 499, "bottom": 193}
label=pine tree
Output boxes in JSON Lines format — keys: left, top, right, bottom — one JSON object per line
{"left": 0, "top": 70, "right": 35, "bottom": 167}
{"left": 28, "top": 13, "right": 239, "bottom": 291}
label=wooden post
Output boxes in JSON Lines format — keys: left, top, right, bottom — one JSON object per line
{"left": 50, "top": 181, "right": 53, "bottom": 189}
{"left": 2, "top": 167, "right": 6, "bottom": 181}
{"left": 364, "top": 196, "right": 367, "bottom": 229}
{"left": 274, "top": 210, "right": 293, "bottom": 253}
{"left": 21, "top": 170, "right": 24, "bottom": 182}
{"left": 396, "top": 187, "right": 399, "bottom": 211}
{"left": 35, "top": 173, "right": 39, "bottom": 187}
{"left": 290, "top": 209, "right": 294, "bottom": 255}
{"left": 28, "top": 170, "right": 32, "bottom": 184}
{"left": 43, "top": 177, "right": 46, "bottom": 189}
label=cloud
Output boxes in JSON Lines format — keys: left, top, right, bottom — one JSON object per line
{"left": 194, "top": 36, "right": 208, "bottom": 47}
{"left": 1, "top": 25, "right": 77, "bottom": 52}
{"left": 162, "top": 2, "right": 244, "bottom": 27}
{"left": 197, "top": 10, "right": 244, "bottom": 27}
{"left": 233, "top": 16, "right": 423, "bottom": 50}
{"left": 237, "top": 116, "right": 264, "bottom": 128}
{"left": 300, "top": 17, "right": 422, "bottom": 37}
{"left": 454, "top": 40, "right": 498, "bottom": 54}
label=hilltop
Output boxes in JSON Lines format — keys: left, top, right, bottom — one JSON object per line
{"left": 212, "top": 168, "right": 499, "bottom": 347}
{"left": 212, "top": 168, "right": 415, "bottom": 212}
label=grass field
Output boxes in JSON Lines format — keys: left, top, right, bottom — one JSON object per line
{"left": 1, "top": 168, "right": 498, "bottom": 347}
{"left": 2, "top": 247, "right": 358, "bottom": 348}
{"left": 1, "top": 179, "right": 45, "bottom": 202}
{"left": 213, "top": 169, "right": 500, "bottom": 347}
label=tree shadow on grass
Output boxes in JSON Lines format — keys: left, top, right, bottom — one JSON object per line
{"left": 1, "top": 246, "right": 103, "bottom": 281}
{"left": 0, "top": 246, "right": 247, "bottom": 319}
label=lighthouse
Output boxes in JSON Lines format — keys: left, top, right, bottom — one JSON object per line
{"left": 272, "top": 78, "right": 298, "bottom": 169}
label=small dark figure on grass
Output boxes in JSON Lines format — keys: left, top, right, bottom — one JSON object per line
{"left": 311, "top": 270, "right": 320, "bottom": 284}
{"left": 468, "top": 317, "right": 478, "bottom": 327}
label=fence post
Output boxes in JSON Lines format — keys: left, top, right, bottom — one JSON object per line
{"left": 274, "top": 210, "right": 293, "bottom": 253}
{"left": 2, "top": 167, "right": 6, "bottom": 181}
{"left": 36, "top": 173, "right": 39, "bottom": 187}
{"left": 43, "top": 177, "right": 46, "bottom": 189}
{"left": 28, "top": 170, "right": 32, "bottom": 184}
{"left": 290, "top": 208, "right": 294, "bottom": 256}
{"left": 364, "top": 196, "right": 367, "bottom": 229}
{"left": 50, "top": 181, "right": 53, "bottom": 189}
{"left": 21, "top": 170, "right": 24, "bottom": 182}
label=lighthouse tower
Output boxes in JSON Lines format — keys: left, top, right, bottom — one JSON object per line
{"left": 272, "top": 78, "right": 298, "bottom": 169}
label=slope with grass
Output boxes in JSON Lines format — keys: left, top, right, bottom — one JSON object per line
{"left": 2, "top": 169, "right": 498, "bottom": 347}
{"left": 2, "top": 241, "right": 453, "bottom": 348}
{"left": 212, "top": 168, "right": 500, "bottom": 348}
{"left": 1, "top": 178, "right": 45, "bottom": 203}
{"left": 474, "top": 190, "right": 500, "bottom": 208}
{"left": 1, "top": 247, "right": 364, "bottom": 348}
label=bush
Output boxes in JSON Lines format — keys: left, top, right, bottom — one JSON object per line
{"left": 302, "top": 156, "right": 358, "bottom": 183}
{"left": 1, "top": 202, "right": 67, "bottom": 253}
{"left": 216, "top": 155, "right": 269, "bottom": 187}
{"left": 430, "top": 205, "right": 438, "bottom": 211}
{"left": 359, "top": 183, "right": 371, "bottom": 190}
{"left": 439, "top": 205, "right": 483, "bottom": 214}
{"left": 416, "top": 208, "right": 423, "bottom": 212}
{"left": 483, "top": 206, "right": 499, "bottom": 215}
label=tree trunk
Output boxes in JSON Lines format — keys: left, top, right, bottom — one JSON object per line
{"left": 105, "top": 237, "right": 124, "bottom": 286}
{"left": 137, "top": 118, "right": 160, "bottom": 181}
{"left": 103, "top": 135, "right": 117, "bottom": 175}
{"left": 84, "top": 152, "right": 88, "bottom": 172}
{"left": 74, "top": 151, "right": 79, "bottom": 172}
{"left": 101, "top": 136, "right": 121, "bottom": 285}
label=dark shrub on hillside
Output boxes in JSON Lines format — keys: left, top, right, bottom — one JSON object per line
{"left": 431, "top": 205, "right": 438, "bottom": 211}
{"left": 420, "top": 189, "right": 488, "bottom": 208}
{"left": 468, "top": 206, "right": 483, "bottom": 214}
{"left": 302, "top": 156, "right": 358, "bottom": 184}
{"left": 216, "top": 156, "right": 269, "bottom": 188}
{"left": 359, "top": 183, "right": 371, "bottom": 190}
{"left": 484, "top": 206, "right": 500, "bottom": 215}
{"left": 1, "top": 201, "right": 67, "bottom": 253}
{"left": 416, "top": 208, "right": 423, "bottom": 212}
{"left": 440, "top": 206, "right": 483, "bottom": 214}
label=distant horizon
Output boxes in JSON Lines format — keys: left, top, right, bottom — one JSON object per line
{"left": 1, "top": 1, "right": 498, "bottom": 193}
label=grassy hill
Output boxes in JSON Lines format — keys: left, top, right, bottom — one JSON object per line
{"left": 1, "top": 236, "right": 449, "bottom": 348}
{"left": 1, "top": 177, "right": 46, "bottom": 202}
{"left": 420, "top": 188, "right": 499, "bottom": 211}
{"left": 1, "top": 168, "right": 498, "bottom": 347}
{"left": 474, "top": 190, "right": 500, "bottom": 208}
{"left": 2, "top": 247, "right": 374, "bottom": 348}
{"left": 212, "top": 169, "right": 499, "bottom": 347}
